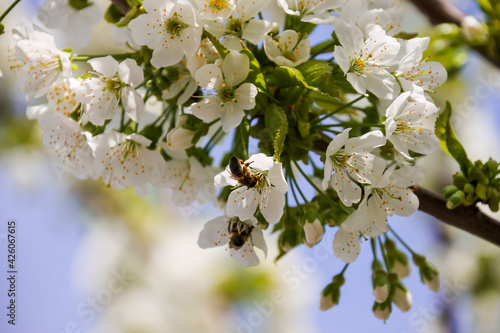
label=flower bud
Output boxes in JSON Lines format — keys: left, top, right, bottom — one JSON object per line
{"left": 373, "top": 301, "right": 391, "bottom": 321}
{"left": 303, "top": 219, "right": 324, "bottom": 247}
{"left": 424, "top": 271, "right": 440, "bottom": 292}
{"left": 453, "top": 172, "right": 468, "bottom": 188}
{"left": 442, "top": 185, "right": 459, "bottom": 199}
{"left": 393, "top": 260, "right": 411, "bottom": 279}
{"left": 476, "top": 182, "right": 488, "bottom": 201}
{"left": 392, "top": 283, "right": 412, "bottom": 312}
{"left": 485, "top": 158, "right": 498, "bottom": 177}
{"left": 319, "top": 293, "right": 336, "bottom": 311}
{"left": 461, "top": 16, "right": 488, "bottom": 43}
{"left": 166, "top": 127, "right": 195, "bottom": 150}
{"left": 488, "top": 188, "right": 500, "bottom": 212}
{"left": 446, "top": 190, "right": 465, "bottom": 209}
{"left": 374, "top": 284, "right": 389, "bottom": 303}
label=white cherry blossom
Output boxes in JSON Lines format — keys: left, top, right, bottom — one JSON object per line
{"left": 90, "top": 132, "right": 164, "bottom": 193}
{"left": 393, "top": 38, "right": 447, "bottom": 96}
{"left": 156, "top": 152, "right": 216, "bottom": 206}
{"left": 264, "top": 30, "right": 310, "bottom": 67}
{"left": 162, "top": 60, "right": 198, "bottom": 105}
{"left": 278, "top": 0, "right": 346, "bottom": 24}
{"left": 13, "top": 30, "right": 72, "bottom": 101}
{"left": 198, "top": 216, "right": 267, "bottom": 267}
{"left": 215, "top": 153, "right": 289, "bottom": 224}
{"left": 128, "top": 0, "right": 203, "bottom": 68}
{"left": 39, "top": 114, "right": 96, "bottom": 180}
{"left": 339, "top": 0, "right": 402, "bottom": 37}
{"left": 384, "top": 91, "right": 440, "bottom": 159}
{"left": 189, "top": 50, "right": 257, "bottom": 132}
{"left": 322, "top": 128, "right": 386, "bottom": 207}
{"left": 203, "top": 0, "right": 274, "bottom": 51}
{"left": 333, "top": 18, "right": 400, "bottom": 99}
{"left": 73, "top": 56, "right": 144, "bottom": 126}
{"left": 26, "top": 78, "right": 80, "bottom": 119}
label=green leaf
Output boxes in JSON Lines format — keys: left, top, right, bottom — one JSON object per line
{"left": 265, "top": 105, "right": 288, "bottom": 161}
{"left": 435, "top": 102, "right": 472, "bottom": 176}
{"left": 233, "top": 118, "right": 250, "bottom": 159}
{"left": 240, "top": 44, "right": 268, "bottom": 93}
{"left": 203, "top": 30, "right": 229, "bottom": 59}
{"left": 297, "top": 60, "right": 340, "bottom": 100}
{"left": 274, "top": 66, "right": 306, "bottom": 89}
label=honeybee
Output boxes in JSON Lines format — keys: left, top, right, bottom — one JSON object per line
{"left": 228, "top": 220, "right": 254, "bottom": 250}
{"left": 229, "top": 156, "right": 259, "bottom": 188}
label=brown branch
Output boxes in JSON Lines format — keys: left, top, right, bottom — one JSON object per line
{"left": 407, "top": 0, "right": 500, "bottom": 70}
{"left": 413, "top": 185, "right": 500, "bottom": 246}
{"left": 313, "top": 136, "right": 500, "bottom": 246}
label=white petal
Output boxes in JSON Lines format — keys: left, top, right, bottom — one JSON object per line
{"left": 118, "top": 58, "right": 144, "bottom": 86}
{"left": 331, "top": 170, "right": 362, "bottom": 207}
{"left": 223, "top": 50, "right": 249, "bottom": 86}
{"left": 121, "top": 86, "right": 144, "bottom": 123}
{"left": 251, "top": 228, "right": 267, "bottom": 258}
{"left": 189, "top": 95, "right": 223, "bottom": 123}
{"left": 88, "top": 56, "right": 118, "bottom": 77}
{"left": 221, "top": 102, "right": 246, "bottom": 132}
{"left": 197, "top": 216, "right": 230, "bottom": 248}
{"left": 260, "top": 187, "right": 285, "bottom": 224}
{"left": 346, "top": 73, "right": 367, "bottom": 95}
{"left": 234, "top": 83, "right": 257, "bottom": 110}
{"left": 242, "top": 19, "right": 274, "bottom": 44}
{"left": 247, "top": 153, "right": 273, "bottom": 170}
{"left": 226, "top": 187, "right": 259, "bottom": 220}
{"left": 229, "top": 240, "right": 260, "bottom": 267}
{"left": 195, "top": 63, "right": 223, "bottom": 90}
{"left": 214, "top": 169, "right": 239, "bottom": 187}
{"left": 333, "top": 226, "right": 361, "bottom": 263}
{"left": 335, "top": 18, "right": 364, "bottom": 53}
{"left": 268, "top": 163, "right": 289, "bottom": 193}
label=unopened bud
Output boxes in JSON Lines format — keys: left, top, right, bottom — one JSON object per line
{"left": 425, "top": 272, "right": 440, "bottom": 292}
{"left": 442, "top": 185, "right": 459, "bottom": 199}
{"left": 374, "top": 284, "right": 389, "bottom": 303}
{"left": 392, "top": 283, "right": 412, "bottom": 312}
{"left": 393, "top": 260, "right": 411, "bottom": 279}
{"left": 319, "top": 293, "right": 336, "bottom": 311}
{"left": 476, "top": 182, "right": 488, "bottom": 201}
{"left": 488, "top": 188, "right": 500, "bottom": 212}
{"left": 446, "top": 190, "right": 465, "bottom": 209}
{"left": 303, "top": 219, "right": 324, "bottom": 247}
{"left": 461, "top": 16, "right": 488, "bottom": 43}
{"left": 453, "top": 173, "right": 468, "bottom": 188}
{"left": 166, "top": 127, "right": 195, "bottom": 150}
{"left": 485, "top": 158, "right": 498, "bottom": 177}
{"left": 373, "top": 301, "right": 391, "bottom": 321}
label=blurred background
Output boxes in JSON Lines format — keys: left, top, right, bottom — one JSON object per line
{"left": 1, "top": 0, "right": 500, "bottom": 332}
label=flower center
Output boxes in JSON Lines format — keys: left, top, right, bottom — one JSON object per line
{"left": 227, "top": 18, "right": 243, "bottom": 35}
{"left": 209, "top": 0, "right": 231, "bottom": 11}
{"left": 166, "top": 12, "right": 189, "bottom": 38}
{"left": 350, "top": 58, "right": 367, "bottom": 75}
{"left": 121, "top": 140, "right": 139, "bottom": 164}
{"left": 219, "top": 83, "right": 235, "bottom": 103}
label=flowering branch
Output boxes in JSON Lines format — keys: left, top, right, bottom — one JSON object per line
{"left": 314, "top": 134, "right": 500, "bottom": 247}
{"left": 408, "top": 0, "right": 500, "bottom": 69}
{"left": 413, "top": 185, "right": 500, "bottom": 247}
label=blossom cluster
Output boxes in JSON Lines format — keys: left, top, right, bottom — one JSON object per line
{"left": 5, "top": 0, "right": 447, "bottom": 318}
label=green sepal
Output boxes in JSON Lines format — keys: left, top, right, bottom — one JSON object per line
{"left": 105, "top": 3, "right": 123, "bottom": 24}
{"left": 204, "top": 30, "right": 229, "bottom": 59}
